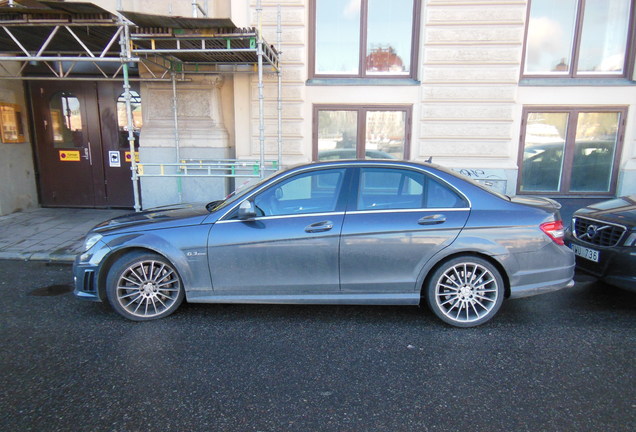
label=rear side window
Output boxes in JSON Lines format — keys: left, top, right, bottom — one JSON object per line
{"left": 357, "top": 168, "right": 466, "bottom": 210}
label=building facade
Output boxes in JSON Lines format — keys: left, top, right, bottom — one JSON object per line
{"left": 0, "top": 0, "right": 634, "bottom": 215}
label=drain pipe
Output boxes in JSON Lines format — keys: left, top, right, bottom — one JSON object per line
{"left": 171, "top": 72, "right": 181, "bottom": 163}
{"left": 277, "top": 4, "right": 282, "bottom": 170}
{"left": 171, "top": 71, "right": 183, "bottom": 203}
{"left": 257, "top": 0, "right": 265, "bottom": 178}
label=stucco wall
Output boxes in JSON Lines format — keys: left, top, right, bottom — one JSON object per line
{"left": 0, "top": 66, "right": 38, "bottom": 216}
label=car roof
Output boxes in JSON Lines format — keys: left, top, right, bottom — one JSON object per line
{"left": 288, "top": 159, "right": 430, "bottom": 169}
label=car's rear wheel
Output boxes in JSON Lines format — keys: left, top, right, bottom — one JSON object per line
{"left": 426, "top": 256, "right": 504, "bottom": 327}
{"left": 106, "top": 251, "right": 184, "bottom": 321}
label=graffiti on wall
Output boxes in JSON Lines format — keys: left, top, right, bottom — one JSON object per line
{"left": 452, "top": 168, "right": 508, "bottom": 194}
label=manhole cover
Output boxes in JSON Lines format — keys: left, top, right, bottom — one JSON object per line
{"left": 29, "top": 284, "right": 73, "bottom": 297}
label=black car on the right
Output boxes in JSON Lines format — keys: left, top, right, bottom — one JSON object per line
{"left": 565, "top": 195, "right": 636, "bottom": 292}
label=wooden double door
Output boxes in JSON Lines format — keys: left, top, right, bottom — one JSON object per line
{"left": 30, "top": 81, "right": 139, "bottom": 208}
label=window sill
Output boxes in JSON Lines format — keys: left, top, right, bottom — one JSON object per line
{"left": 307, "top": 78, "right": 421, "bottom": 86}
{"left": 520, "top": 77, "right": 636, "bottom": 87}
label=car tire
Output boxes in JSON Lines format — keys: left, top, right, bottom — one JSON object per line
{"left": 426, "top": 256, "right": 504, "bottom": 328}
{"left": 105, "top": 251, "right": 184, "bottom": 321}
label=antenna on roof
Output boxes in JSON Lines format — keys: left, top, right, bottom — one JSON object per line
{"left": 425, "top": 156, "right": 433, "bottom": 163}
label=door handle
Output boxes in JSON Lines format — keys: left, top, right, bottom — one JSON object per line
{"left": 305, "top": 221, "right": 334, "bottom": 233}
{"left": 83, "top": 144, "right": 93, "bottom": 165}
{"left": 418, "top": 214, "right": 446, "bottom": 225}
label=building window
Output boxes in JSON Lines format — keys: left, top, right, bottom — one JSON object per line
{"left": 310, "top": 0, "right": 420, "bottom": 79}
{"left": 313, "top": 105, "right": 411, "bottom": 160}
{"left": 522, "top": 0, "right": 634, "bottom": 77}
{"left": 518, "top": 107, "right": 626, "bottom": 196}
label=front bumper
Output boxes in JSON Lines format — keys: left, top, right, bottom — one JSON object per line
{"left": 73, "top": 259, "right": 102, "bottom": 302}
{"left": 73, "top": 241, "right": 110, "bottom": 302}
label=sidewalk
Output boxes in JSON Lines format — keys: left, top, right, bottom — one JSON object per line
{"left": 0, "top": 208, "right": 129, "bottom": 263}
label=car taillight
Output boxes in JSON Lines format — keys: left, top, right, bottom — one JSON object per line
{"left": 540, "top": 220, "right": 565, "bottom": 246}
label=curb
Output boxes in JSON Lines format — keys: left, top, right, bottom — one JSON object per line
{"left": 0, "top": 251, "right": 75, "bottom": 264}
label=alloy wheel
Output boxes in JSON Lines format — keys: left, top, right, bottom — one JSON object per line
{"left": 115, "top": 259, "right": 182, "bottom": 319}
{"left": 434, "top": 261, "right": 500, "bottom": 324}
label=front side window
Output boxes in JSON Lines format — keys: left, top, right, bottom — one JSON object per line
{"left": 518, "top": 108, "right": 626, "bottom": 195}
{"left": 253, "top": 169, "right": 346, "bottom": 217}
{"left": 523, "top": 0, "right": 633, "bottom": 77}
{"left": 314, "top": 106, "right": 410, "bottom": 160}
{"left": 311, "top": 0, "right": 419, "bottom": 78}
{"left": 357, "top": 168, "right": 466, "bottom": 210}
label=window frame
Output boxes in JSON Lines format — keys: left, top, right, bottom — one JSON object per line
{"left": 521, "top": 0, "right": 636, "bottom": 79}
{"left": 312, "top": 104, "right": 412, "bottom": 161}
{"left": 517, "top": 106, "right": 627, "bottom": 197}
{"left": 308, "top": 0, "right": 422, "bottom": 80}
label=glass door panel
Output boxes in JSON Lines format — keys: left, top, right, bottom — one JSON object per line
{"left": 524, "top": 0, "right": 578, "bottom": 74}
{"left": 317, "top": 110, "right": 359, "bottom": 160}
{"left": 520, "top": 112, "right": 568, "bottom": 192}
{"left": 570, "top": 112, "right": 620, "bottom": 192}
{"left": 365, "top": 110, "right": 406, "bottom": 159}
{"left": 366, "top": 0, "right": 414, "bottom": 75}
{"left": 577, "top": 0, "right": 631, "bottom": 74}
{"left": 315, "top": 0, "right": 361, "bottom": 74}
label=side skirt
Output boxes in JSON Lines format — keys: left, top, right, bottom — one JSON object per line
{"left": 186, "top": 293, "right": 420, "bottom": 306}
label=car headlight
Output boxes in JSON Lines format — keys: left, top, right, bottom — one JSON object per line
{"left": 83, "top": 233, "right": 103, "bottom": 251}
{"left": 625, "top": 231, "right": 636, "bottom": 247}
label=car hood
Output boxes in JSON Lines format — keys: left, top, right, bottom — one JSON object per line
{"left": 93, "top": 203, "right": 210, "bottom": 234}
{"left": 574, "top": 195, "right": 636, "bottom": 226}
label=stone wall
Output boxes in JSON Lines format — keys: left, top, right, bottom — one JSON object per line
{"left": 138, "top": 75, "right": 232, "bottom": 208}
{"left": 0, "top": 65, "right": 38, "bottom": 216}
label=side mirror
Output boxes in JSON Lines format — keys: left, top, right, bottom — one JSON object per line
{"left": 237, "top": 200, "right": 257, "bottom": 220}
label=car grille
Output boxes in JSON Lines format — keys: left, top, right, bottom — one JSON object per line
{"left": 573, "top": 217, "right": 626, "bottom": 247}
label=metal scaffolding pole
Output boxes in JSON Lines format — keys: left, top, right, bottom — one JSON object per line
{"left": 257, "top": 0, "right": 265, "bottom": 178}
{"left": 277, "top": 4, "right": 282, "bottom": 169}
{"left": 120, "top": 20, "right": 141, "bottom": 212}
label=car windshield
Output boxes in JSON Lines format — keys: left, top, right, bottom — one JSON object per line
{"left": 206, "top": 171, "right": 279, "bottom": 212}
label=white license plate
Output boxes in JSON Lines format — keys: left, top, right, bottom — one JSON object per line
{"left": 571, "top": 244, "right": 600, "bottom": 263}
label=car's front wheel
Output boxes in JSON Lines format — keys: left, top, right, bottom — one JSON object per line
{"left": 106, "top": 251, "right": 184, "bottom": 321}
{"left": 426, "top": 256, "right": 504, "bottom": 327}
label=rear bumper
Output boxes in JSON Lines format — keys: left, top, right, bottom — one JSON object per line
{"left": 510, "top": 278, "right": 574, "bottom": 299}
{"left": 507, "top": 243, "right": 576, "bottom": 299}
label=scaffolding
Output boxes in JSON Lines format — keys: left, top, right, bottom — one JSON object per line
{"left": 0, "top": 0, "right": 282, "bottom": 211}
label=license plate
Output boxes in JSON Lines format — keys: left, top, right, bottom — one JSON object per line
{"left": 571, "top": 244, "right": 600, "bottom": 263}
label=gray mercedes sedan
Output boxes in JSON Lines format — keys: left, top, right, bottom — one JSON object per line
{"left": 74, "top": 160, "right": 575, "bottom": 327}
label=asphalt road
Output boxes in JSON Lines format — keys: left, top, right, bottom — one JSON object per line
{"left": 0, "top": 260, "right": 634, "bottom": 432}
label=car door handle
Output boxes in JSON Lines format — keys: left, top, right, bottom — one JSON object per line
{"left": 305, "top": 221, "right": 334, "bottom": 233}
{"left": 418, "top": 214, "right": 446, "bottom": 225}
